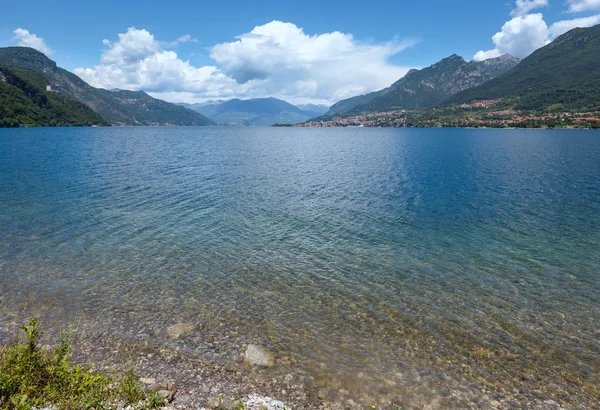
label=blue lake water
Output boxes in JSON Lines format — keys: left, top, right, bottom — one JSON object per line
{"left": 0, "top": 127, "right": 599, "bottom": 407}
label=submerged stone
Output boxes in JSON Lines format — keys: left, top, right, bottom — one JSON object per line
{"left": 165, "top": 323, "right": 195, "bottom": 340}
{"left": 244, "top": 344, "right": 275, "bottom": 367}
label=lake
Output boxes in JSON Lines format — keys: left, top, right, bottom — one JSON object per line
{"left": 1, "top": 127, "right": 599, "bottom": 408}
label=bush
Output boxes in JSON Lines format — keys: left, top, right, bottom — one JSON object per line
{"left": 0, "top": 318, "right": 164, "bottom": 410}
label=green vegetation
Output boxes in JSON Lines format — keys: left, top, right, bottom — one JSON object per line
{"left": 402, "top": 98, "right": 600, "bottom": 128}
{"left": 302, "top": 100, "right": 600, "bottom": 128}
{"left": 0, "top": 47, "right": 214, "bottom": 126}
{"left": 448, "top": 25, "right": 600, "bottom": 111}
{"left": 0, "top": 66, "right": 106, "bottom": 127}
{"left": 0, "top": 318, "right": 165, "bottom": 409}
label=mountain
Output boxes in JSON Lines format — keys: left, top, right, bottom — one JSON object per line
{"left": 184, "top": 97, "right": 322, "bottom": 125}
{"left": 296, "top": 103, "right": 329, "bottom": 115}
{"left": 323, "top": 54, "right": 520, "bottom": 117}
{"left": 1, "top": 66, "right": 105, "bottom": 127}
{"left": 0, "top": 47, "right": 213, "bottom": 126}
{"left": 324, "top": 88, "right": 389, "bottom": 117}
{"left": 179, "top": 100, "right": 227, "bottom": 111}
{"left": 447, "top": 24, "right": 600, "bottom": 111}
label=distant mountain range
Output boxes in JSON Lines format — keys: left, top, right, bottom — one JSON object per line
{"left": 321, "top": 53, "right": 520, "bottom": 118}
{"left": 0, "top": 47, "right": 213, "bottom": 126}
{"left": 180, "top": 97, "right": 327, "bottom": 126}
{"left": 296, "top": 103, "right": 329, "bottom": 115}
{"left": 447, "top": 24, "right": 600, "bottom": 111}
{"left": 3, "top": 23, "right": 600, "bottom": 129}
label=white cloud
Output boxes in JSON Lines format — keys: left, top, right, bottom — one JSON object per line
{"left": 473, "top": 14, "right": 550, "bottom": 60}
{"left": 209, "top": 21, "right": 417, "bottom": 101}
{"left": 176, "top": 34, "right": 199, "bottom": 44}
{"left": 75, "top": 27, "right": 236, "bottom": 97}
{"left": 161, "top": 34, "right": 200, "bottom": 48}
{"left": 99, "top": 27, "right": 160, "bottom": 65}
{"left": 472, "top": 49, "right": 503, "bottom": 61}
{"left": 567, "top": 0, "right": 600, "bottom": 12}
{"left": 473, "top": 0, "right": 600, "bottom": 61}
{"left": 12, "top": 28, "right": 54, "bottom": 55}
{"left": 75, "top": 22, "right": 417, "bottom": 104}
{"left": 549, "top": 14, "right": 600, "bottom": 36}
{"left": 511, "top": 0, "right": 549, "bottom": 16}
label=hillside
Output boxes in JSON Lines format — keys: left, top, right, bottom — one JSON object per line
{"left": 324, "top": 88, "right": 389, "bottom": 117}
{"left": 322, "top": 54, "right": 519, "bottom": 117}
{"left": 447, "top": 25, "right": 600, "bottom": 111}
{"left": 0, "top": 66, "right": 106, "bottom": 127}
{"left": 185, "top": 97, "right": 321, "bottom": 125}
{"left": 0, "top": 47, "right": 213, "bottom": 126}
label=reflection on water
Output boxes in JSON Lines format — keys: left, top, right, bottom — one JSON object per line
{"left": 1, "top": 127, "right": 599, "bottom": 407}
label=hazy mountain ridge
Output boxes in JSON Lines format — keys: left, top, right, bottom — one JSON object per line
{"left": 296, "top": 103, "right": 329, "bottom": 115}
{"left": 0, "top": 47, "right": 214, "bottom": 126}
{"left": 183, "top": 97, "right": 324, "bottom": 125}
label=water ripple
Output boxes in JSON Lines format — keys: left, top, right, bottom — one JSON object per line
{"left": 1, "top": 127, "right": 599, "bottom": 407}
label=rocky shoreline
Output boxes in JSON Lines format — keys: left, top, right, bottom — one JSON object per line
{"left": 1, "top": 315, "right": 597, "bottom": 410}
{"left": 68, "top": 331, "right": 313, "bottom": 410}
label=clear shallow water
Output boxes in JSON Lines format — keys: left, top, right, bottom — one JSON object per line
{"left": 1, "top": 127, "right": 599, "bottom": 407}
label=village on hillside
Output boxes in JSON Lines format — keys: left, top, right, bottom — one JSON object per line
{"left": 295, "top": 100, "right": 600, "bottom": 129}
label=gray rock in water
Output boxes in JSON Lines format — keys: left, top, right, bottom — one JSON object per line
{"left": 244, "top": 344, "right": 275, "bottom": 367}
{"left": 165, "top": 323, "right": 194, "bottom": 340}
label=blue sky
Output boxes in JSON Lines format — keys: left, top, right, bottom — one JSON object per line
{"left": 3, "top": 0, "right": 600, "bottom": 104}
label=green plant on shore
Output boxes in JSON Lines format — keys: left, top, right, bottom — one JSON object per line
{"left": 212, "top": 397, "right": 228, "bottom": 410}
{"left": 0, "top": 318, "right": 165, "bottom": 410}
{"left": 119, "top": 369, "right": 146, "bottom": 404}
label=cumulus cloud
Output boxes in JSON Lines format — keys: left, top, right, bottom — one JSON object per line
{"left": 209, "top": 20, "right": 416, "bottom": 98}
{"left": 12, "top": 28, "right": 54, "bottom": 55}
{"left": 75, "top": 28, "right": 235, "bottom": 98}
{"left": 567, "top": 0, "right": 600, "bottom": 12}
{"left": 549, "top": 14, "right": 600, "bottom": 36}
{"left": 473, "top": 14, "right": 550, "bottom": 60}
{"left": 511, "top": 0, "right": 549, "bottom": 16}
{"left": 74, "top": 22, "right": 417, "bottom": 104}
{"left": 474, "top": 0, "right": 600, "bottom": 61}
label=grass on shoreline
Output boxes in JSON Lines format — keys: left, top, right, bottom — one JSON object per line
{"left": 0, "top": 318, "right": 166, "bottom": 410}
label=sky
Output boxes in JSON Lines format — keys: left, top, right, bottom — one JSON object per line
{"left": 3, "top": 0, "right": 600, "bottom": 105}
